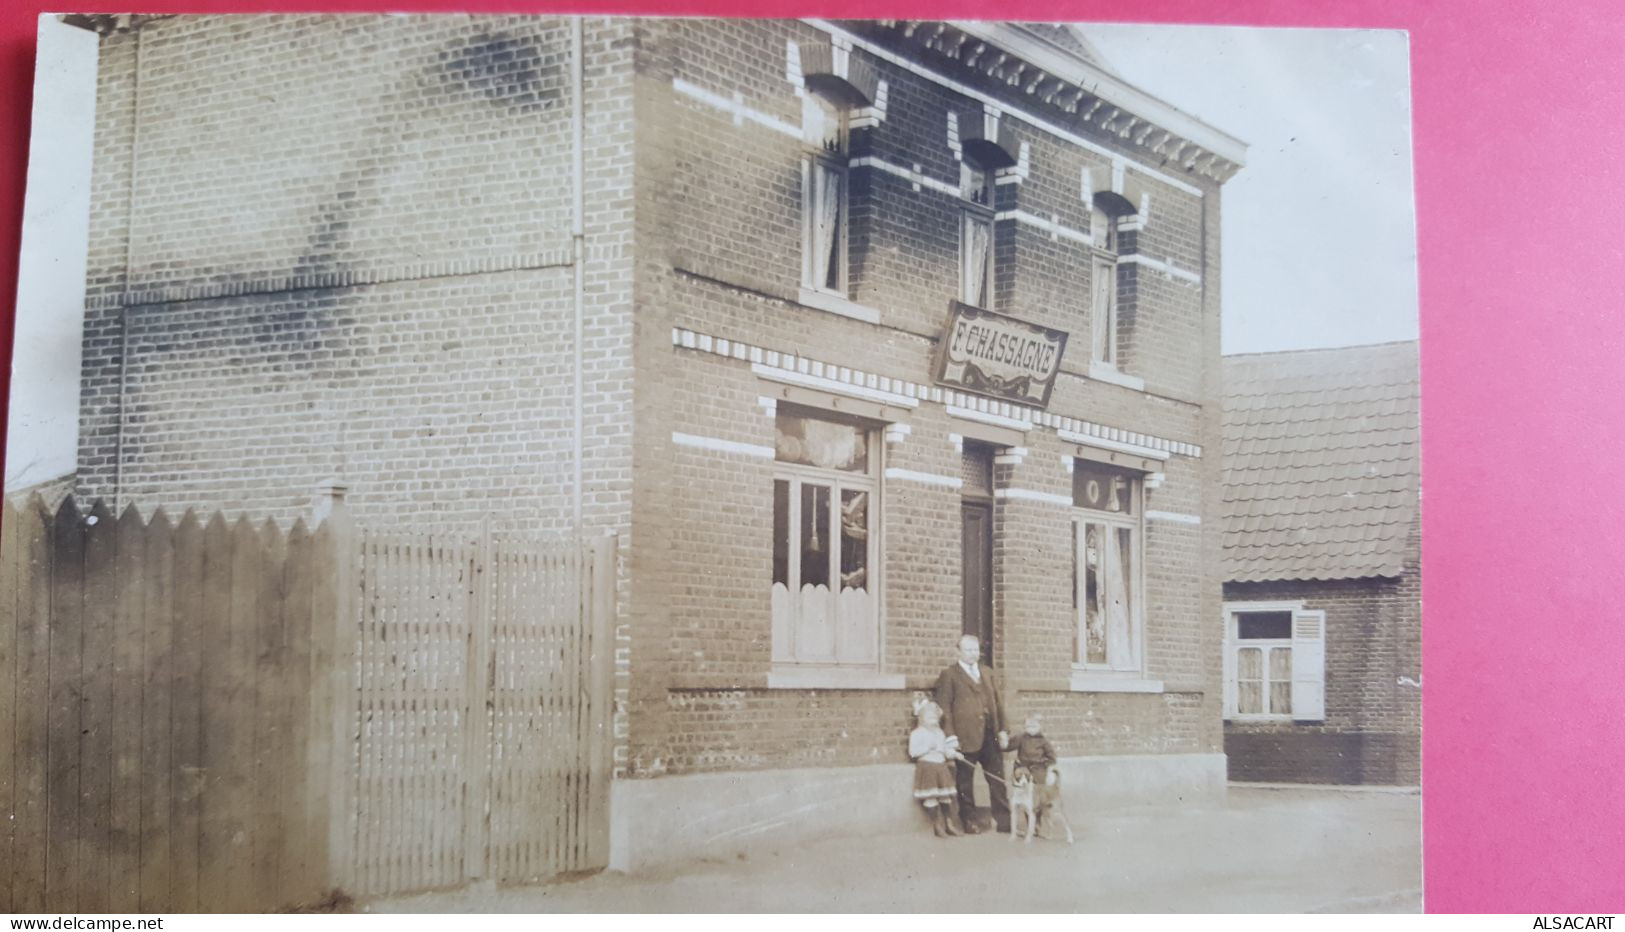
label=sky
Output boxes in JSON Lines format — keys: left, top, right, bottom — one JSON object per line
{"left": 1086, "top": 24, "right": 1420, "bottom": 355}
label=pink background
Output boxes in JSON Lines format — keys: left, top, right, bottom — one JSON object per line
{"left": 2, "top": 0, "right": 1622, "bottom": 913}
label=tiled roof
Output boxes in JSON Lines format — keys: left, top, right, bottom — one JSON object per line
{"left": 1222, "top": 341, "right": 1420, "bottom": 583}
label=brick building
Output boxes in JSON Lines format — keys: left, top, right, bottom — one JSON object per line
{"left": 67, "top": 15, "right": 1245, "bottom": 870}
{"left": 1220, "top": 341, "right": 1421, "bottom": 786}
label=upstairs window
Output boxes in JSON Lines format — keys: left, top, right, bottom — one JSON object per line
{"left": 1090, "top": 202, "right": 1120, "bottom": 368}
{"left": 959, "top": 163, "right": 995, "bottom": 308}
{"left": 802, "top": 94, "right": 849, "bottom": 296}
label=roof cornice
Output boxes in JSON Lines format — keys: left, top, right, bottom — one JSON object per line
{"left": 955, "top": 21, "right": 1248, "bottom": 170}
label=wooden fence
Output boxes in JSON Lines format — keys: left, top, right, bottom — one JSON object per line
{"left": 0, "top": 496, "right": 343, "bottom": 913}
{"left": 0, "top": 494, "right": 617, "bottom": 912}
{"left": 351, "top": 528, "right": 615, "bottom": 896}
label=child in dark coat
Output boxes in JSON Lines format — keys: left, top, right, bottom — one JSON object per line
{"left": 1005, "top": 713, "right": 1061, "bottom": 810}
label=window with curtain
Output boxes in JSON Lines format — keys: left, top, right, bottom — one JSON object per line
{"left": 802, "top": 95, "right": 849, "bottom": 295}
{"left": 960, "top": 163, "right": 995, "bottom": 308}
{"left": 1071, "top": 460, "right": 1143, "bottom": 672}
{"left": 1223, "top": 606, "right": 1327, "bottom": 722}
{"left": 961, "top": 212, "right": 994, "bottom": 308}
{"left": 1090, "top": 203, "right": 1119, "bottom": 367}
{"left": 771, "top": 409, "right": 879, "bottom": 667}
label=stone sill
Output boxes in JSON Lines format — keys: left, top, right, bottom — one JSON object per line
{"left": 1087, "top": 361, "right": 1147, "bottom": 392}
{"left": 664, "top": 669, "right": 908, "bottom": 691}
{"left": 767, "top": 666, "right": 906, "bottom": 690}
{"left": 1069, "top": 670, "right": 1165, "bottom": 694}
{"left": 798, "top": 287, "right": 882, "bottom": 325}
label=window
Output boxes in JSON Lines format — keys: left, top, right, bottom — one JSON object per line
{"left": 1071, "top": 461, "right": 1142, "bottom": 672}
{"left": 771, "top": 408, "right": 878, "bottom": 666}
{"left": 959, "top": 163, "right": 995, "bottom": 308}
{"left": 1223, "top": 604, "right": 1327, "bottom": 722}
{"left": 1234, "top": 611, "right": 1293, "bottom": 717}
{"left": 802, "top": 95, "right": 849, "bottom": 295}
{"left": 1089, "top": 202, "right": 1119, "bottom": 367}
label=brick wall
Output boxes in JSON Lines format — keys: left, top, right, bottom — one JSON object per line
{"left": 77, "top": 15, "right": 636, "bottom": 532}
{"left": 1222, "top": 511, "right": 1422, "bottom": 785}
{"left": 75, "top": 15, "right": 1233, "bottom": 784}
{"left": 619, "top": 19, "right": 1227, "bottom": 776}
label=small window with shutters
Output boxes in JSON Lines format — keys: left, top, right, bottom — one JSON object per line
{"left": 1222, "top": 603, "right": 1326, "bottom": 722}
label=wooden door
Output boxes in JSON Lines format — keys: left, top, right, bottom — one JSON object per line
{"left": 961, "top": 500, "right": 994, "bottom": 663}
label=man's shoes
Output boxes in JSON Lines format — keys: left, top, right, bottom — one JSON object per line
{"left": 995, "top": 822, "right": 1012, "bottom": 834}
{"left": 962, "top": 820, "right": 983, "bottom": 834}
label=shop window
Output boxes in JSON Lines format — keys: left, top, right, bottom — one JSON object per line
{"left": 802, "top": 94, "right": 849, "bottom": 296}
{"left": 1071, "top": 460, "right": 1143, "bottom": 672}
{"left": 771, "top": 408, "right": 879, "bottom": 666}
{"left": 1222, "top": 604, "right": 1327, "bottom": 722}
{"left": 1089, "top": 201, "right": 1121, "bottom": 368}
{"left": 959, "top": 163, "right": 996, "bottom": 309}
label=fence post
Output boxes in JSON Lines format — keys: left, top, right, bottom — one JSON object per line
{"left": 308, "top": 479, "right": 357, "bottom": 897}
{"left": 585, "top": 533, "right": 617, "bottom": 869}
{"left": 462, "top": 515, "right": 493, "bottom": 882}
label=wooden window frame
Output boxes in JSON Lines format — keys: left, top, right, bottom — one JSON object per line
{"left": 1089, "top": 205, "right": 1120, "bottom": 369}
{"left": 801, "top": 96, "right": 850, "bottom": 298}
{"left": 770, "top": 413, "right": 882, "bottom": 669}
{"left": 1223, "top": 601, "right": 1319, "bottom": 723}
{"left": 1071, "top": 475, "right": 1146, "bottom": 675}
{"left": 958, "top": 163, "right": 996, "bottom": 309}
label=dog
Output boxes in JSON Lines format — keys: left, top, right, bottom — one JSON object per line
{"left": 1007, "top": 765, "right": 1075, "bottom": 845}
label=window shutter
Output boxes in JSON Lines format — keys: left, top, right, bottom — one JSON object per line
{"left": 1221, "top": 615, "right": 1236, "bottom": 721}
{"left": 1290, "top": 609, "right": 1327, "bottom": 722}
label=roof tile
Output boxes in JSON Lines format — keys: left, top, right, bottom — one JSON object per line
{"left": 1221, "top": 341, "right": 1420, "bottom": 583}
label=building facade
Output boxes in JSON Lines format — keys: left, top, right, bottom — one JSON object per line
{"left": 1220, "top": 342, "right": 1421, "bottom": 786}
{"left": 70, "top": 15, "right": 1244, "bottom": 871}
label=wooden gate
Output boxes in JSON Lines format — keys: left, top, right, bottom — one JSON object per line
{"left": 350, "top": 528, "right": 615, "bottom": 897}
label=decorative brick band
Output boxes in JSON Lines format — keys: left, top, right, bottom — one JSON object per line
{"left": 671, "top": 74, "right": 1201, "bottom": 289}
{"left": 883, "top": 467, "right": 963, "bottom": 489}
{"left": 88, "top": 250, "right": 576, "bottom": 310}
{"left": 673, "top": 77, "right": 802, "bottom": 139}
{"left": 671, "top": 431, "right": 775, "bottom": 460}
{"left": 994, "top": 487, "right": 1073, "bottom": 507}
{"left": 672, "top": 326, "right": 1203, "bottom": 459}
{"left": 997, "top": 209, "right": 1093, "bottom": 247}
{"left": 849, "top": 156, "right": 960, "bottom": 198}
{"left": 1146, "top": 510, "right": 1202, "bottom": 526}
{"left": 1118, "top": 253, "right": 1202, "bottom": 286}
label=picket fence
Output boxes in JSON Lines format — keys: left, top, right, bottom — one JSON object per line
{"left": 0, "top": 494, "right": 616, "bottom": 913}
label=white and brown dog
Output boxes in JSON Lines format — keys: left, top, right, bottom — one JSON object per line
{"left": 1008, "top": 765, "right": 1074, "bottom": 845}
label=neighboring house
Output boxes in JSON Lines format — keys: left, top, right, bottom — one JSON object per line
{"left": 1220, "top": 341, "right": 1421, "bottom": 786}
{"left": 65, "top": 15, "right": 1245, "bottom": 874}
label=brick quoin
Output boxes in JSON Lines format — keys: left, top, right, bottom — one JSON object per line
{"left": 74, "top": 16, "right": 1240, "bottom": 794}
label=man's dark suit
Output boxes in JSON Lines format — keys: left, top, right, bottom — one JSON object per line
{"left": 934, "top": 661, "right": 1009, "bottom": 831}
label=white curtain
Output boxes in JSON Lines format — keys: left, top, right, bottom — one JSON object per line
{"left": 814, "top": 165, "right": 841, "bottom": 289}
{"left": 964, "top": 217, "right": 991, "bottom": 306}
{"left": 1107, "top": 527, "right": 1136, "bottom": 670}
{"left": 1092, "top": 259, "right": 1114, "bottom": 364}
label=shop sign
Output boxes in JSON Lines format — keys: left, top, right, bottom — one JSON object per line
{"left": 932, "top": 302, "right": 1068, "bottom": 408}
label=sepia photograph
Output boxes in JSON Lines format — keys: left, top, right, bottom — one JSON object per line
{"left": 2, "top": 13, "right": 1421, "bottom": 913}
